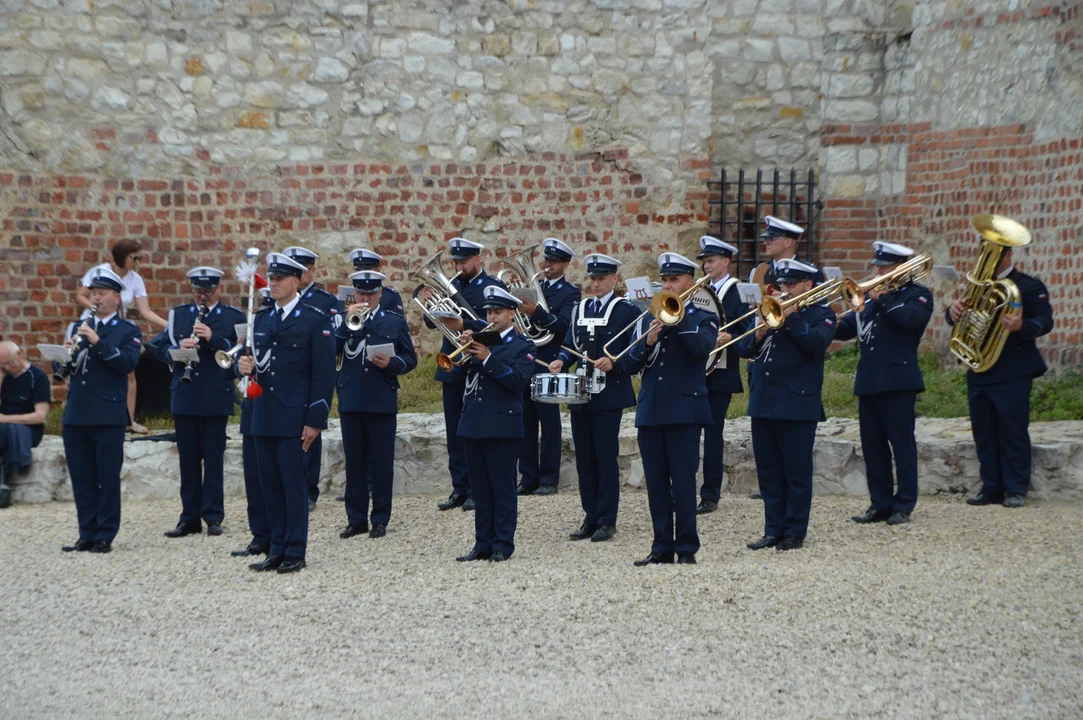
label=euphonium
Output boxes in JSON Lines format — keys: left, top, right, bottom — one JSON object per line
{"left": 949, "top": 214, "right": 1032, "bottom": 373}
{"left": 495, "top": 246, "right": 554, "bottom": 347}
{"left": 410, "top": 251, "right": 480, "bottom": 346}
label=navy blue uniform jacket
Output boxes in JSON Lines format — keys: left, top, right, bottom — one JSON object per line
{"left": 739, "top": 304, "right": 835, "bottom": 422}
{"left": 152, "top": 302, "right": 246, "bottom": 416}
{"left": 708, "top": 281, "right": 751, "bottom": 395}
{"left": 558, "top": 296, "right": 640, "bottom": 414}
{"left": 457, "top": 330, "right": 537, "bottom": 440}
{"left": 527, "top": 277, "right": 581, "bottom": 363}
{"left": 835, "top": 282, "right": 934, "bottom": 396}
{"left": 62, "top": 316, "right": 143, "bottom": 427}
{"left": 335, "top": 309, "right": 417, "bottom": 414}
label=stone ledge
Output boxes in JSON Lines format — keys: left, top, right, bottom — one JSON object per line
{"left": 8, "top": 416, "right": 1082, "bottom": 504}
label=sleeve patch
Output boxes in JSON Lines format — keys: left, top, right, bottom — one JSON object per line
{"left": 527, "top": 353, "right": 534, "bottom": 362}
{"left": 133, "top": 337, "right": 141, "bottom": 344}
{"left": 322, "top": 329, "right": 332, "bottom": 336}
{"left": 824, "top": 318, "right": 834, "bottom": 326}
{"left": 918, "top": 296, "right": 928, "bottom": 304}
{"left": 1039, "top": 294, "right": 1047, "bottom": 299}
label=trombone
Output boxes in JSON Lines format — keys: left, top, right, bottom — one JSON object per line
{"left": 602, "top": 275, "right": 712, "bottom": 362}
{"left": 436, "top": 322, "right": 496, "bottom": 371}
{"left": 708, "top": 278, "right": 851, "bottom": 357}
{"left": 836, "top": 254, "right": 932, "bottom": 318}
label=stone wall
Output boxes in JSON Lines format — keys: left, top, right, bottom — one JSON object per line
{"left": 9, "top": 415, "right": 1083, "bottom": 505}
{"left": 0, "top": 0, "right": 1079, "bottom": 371}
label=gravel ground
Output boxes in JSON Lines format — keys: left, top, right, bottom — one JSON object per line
{"left": 1, "top": 492, "right": 1081, "bottom": 720}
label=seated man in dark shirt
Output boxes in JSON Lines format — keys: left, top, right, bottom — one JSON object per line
{"left": 0, "top": 341, "right": 52, "bottom": 507}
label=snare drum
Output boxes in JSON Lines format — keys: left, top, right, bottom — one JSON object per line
{"left": 530, "top": 373, "right": 589, "bottom": 405}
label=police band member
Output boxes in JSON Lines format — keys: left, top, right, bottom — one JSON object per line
{"left": 696, "top": 236, "right": 751, "bottom": 515}
{"left": 349, "top": 248, "right": 405, "bottom": 314}
{"left": 948, "top": 247, "right": 1054, "bottom": 509}
{"left": 154, "top": 267, "right": 245, "bottom": 539}
{"left": 60, "top": 267, "right": 143, "bottom": 554}
{"left": 232, "top": 287, "right": 276, "bottom": 559}
{"left": 551, "top": 254, "right": 639, "bottom": 542}
{"left": 420, "top": 238, "right": 506, "bottom": 512}
{"left": 516, "top": 238, "right": 581, "bottom": 497}
{"left": 739, "top": 259, "right": 834, "bottom": 552}
{"left": 749, "top": 216, "right": 825, "bottom": 292}
{"left": 625, "top": 253, "right": 719, "bottom": 566}
{"left": 836, "top": 242, "right": 934, "bottom": 525}
{"left": 336, "top": 271, "right": 417, "bottom": 540}
{"left": 282, "top": 245, "right": 343, "bottom": 512}
{"left": 454, "top": 286, "right": 537, "bottom": 562}
{"left": 237, "top": 254, "right": 335, "bottom": 574}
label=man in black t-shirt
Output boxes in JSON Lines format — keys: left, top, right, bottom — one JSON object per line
{"left": 0, "top": 341, "right": 51, "bottom": 507}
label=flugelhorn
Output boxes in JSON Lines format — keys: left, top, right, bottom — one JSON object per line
{"left": 436, "top": 322, "right": 496, "bottom": 371}
{"left": 602, "top": 275, "right": 713, "bottom": 362}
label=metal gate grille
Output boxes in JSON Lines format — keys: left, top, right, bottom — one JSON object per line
{"left": 706, "top": 168, "right": 820, "bottom": 281}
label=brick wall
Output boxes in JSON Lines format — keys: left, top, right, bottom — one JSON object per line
{"left": 820, "top": 122, "right": 1082, "bottom": 366}
{"left": 0, "top": 151, "right": 713, "bottom": 373}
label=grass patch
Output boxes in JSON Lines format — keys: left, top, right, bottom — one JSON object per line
{"left": 43, "top": 346, "right": 1083, "bottom": 435}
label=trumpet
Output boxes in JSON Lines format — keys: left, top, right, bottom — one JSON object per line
{"left": 603, "top": 275, "right": 712, "bottom": 362}
{"left": 54, "top": 304, "right": 98, "bottom": 381}
{"left": 496, "top": 245, "right": 554, "bottom": 346}
{"left": 345, "top": 304, "right": 372, "bottom": 331}
{"left": 436, "top": 322, "right": 496, "bottom": 371}
{"left": 837, "top": 254, "right": 933, "bottom": 317}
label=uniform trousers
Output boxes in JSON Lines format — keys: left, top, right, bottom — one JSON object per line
{"left": 242, "top": 433, "right": 268, "bottom": 550}
{"left": 463, "top": 438, "right": 518, "bottom": 557}
{"left": 638, "top": 424, "right": 701, "bottom": 556}
{"left": 443, "top": 380, "right": 470, "bottom": 496}
{"left": 858, "top": 392, "right": 918, "bottom": 514}
{"left": 699, "top": 392, "right": 732, "bottom": 503}
{"left": 303, "top": 433, "right": 322, "bottom": 503}
{"left": 62, "top": 425, "right": 125, "bottom": 544}
{"left": 255, "top": 435, "right": 309, "bottom": 559}
{"left": 174, "top": 414, "right": 228, "bottom": 525}
{"left": 340, "top": 412, "right": 397, "bottom": 526}
{"left": 751, "top": 418, "right": 817, "bottom": 539}
{"left": 518, "top": 387, "right": 562, "bottom": 489}
{"left": 968, "top": 376, "right": 1033, "bottom": 496}
{"left": 571, "top": 409, "right": 623, "bottom": 527}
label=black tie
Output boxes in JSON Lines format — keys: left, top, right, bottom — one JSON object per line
{"left": 591, "top": 299, "right": 600, "bottom": 316}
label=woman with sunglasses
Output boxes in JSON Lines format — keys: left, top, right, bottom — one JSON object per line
{"left": 75, "top": 240, "right": 168, "bottom": 434}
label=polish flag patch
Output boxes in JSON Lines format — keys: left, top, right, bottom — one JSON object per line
{"left": 527, "top": 353, "right": 535, "bottom": 362}
{"left": 824, "top": 318, "right": 834, "bottom": 326}
{"left": 918, "top": 296, "right": 928, "bottom": 304}
{"left": 132, "top": 337, "right": 141, "bottom": 344}
{"left": 322, "top": 330, "right": 332, "bottom": 336}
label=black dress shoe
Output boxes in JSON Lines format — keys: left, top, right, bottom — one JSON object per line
{"left": 776, "top": 537, "right": 804, "bottom": 551}
{"left": 696, "top": 500, "right": 718, "bottom": 515}
{"left": 516, "top": 484, "right": 537, "bottom": 496}
{"left": 250, "top": 554, "right": 285, "bottom": 572}
{"left": 307, "top": 499, "right": 317, "bottom": 513}
{"left": 206, "top": 522, "right": 223, "bottom": 536}
{"left": 339, "top": 523, "right": 368, "bottom": 539}
{"left": 747, "top": 535, "right": 781, "bottom": 550}
{"left": 335, "top": 495, "right": 346, "bottom": 502}
{"left": 438, "top": 493, "right": 468, "bottom": 511}
{"left": 569, "top": 522, "right": 597, "bottom": 541}
{"left": 967, "top": 492, "right": 1004, "bottom": 506}
{"left": 369, "top": 523, "right": 387, "bottom": 539}
{"left": 164, "top": 522, "right": 202, "bottom": 538}
{"left": 633, "top": 552, "right": 674, "bottom": 566}
{"left": 535, "top": 485, "right": 557, "bottom": 496}
{"left": 89, "top": 541, "right": 112, "bottom": 554}
{"left": 62, "top": 539, "right": 94, "bottom": 552}
{"left": 677, "top": 553, "right": 697, "bottom": 565}
{"left": 1003, "top": 494, "right": 1025, "bottom": 508}
{"left": 276, "top": 558, "right": 306, "bottom": 574}
{"left": 0, "top": 485, "right": 11, "bottom": 509}
{"left": 489, "top": 551, "right": 508, "bottom": 562}
{"left": 462, "top": 497, "right": 476, "bottom": 511}
{"left": 886, "top": 511, "right": 911, "bottom": 525}
{"left": 590, "top": 525, "right": 615, "bottom": 542}
{"left": 455, "top": 548, "right": 491, "bottom": 562}
{"left": 231, "top": 541, "right": 268, "bottom": 557}
{"left": 851, "top": 507, "right": 891, "bottom": 524}
{"left": 749, "top": 491, "right": 763, "bottom": 500}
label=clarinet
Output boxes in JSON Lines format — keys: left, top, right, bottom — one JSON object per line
{"left": 55, "top": 304, "right": 99, "bottom": 382}
{"left": 180, "top": 302, "right": 209, "bottom": 384}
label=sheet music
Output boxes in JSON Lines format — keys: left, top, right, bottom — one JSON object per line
{"left": 509, "top": 287, "right": 538, "bottom": 304}
{"left": 336, "top": 286, "right": 356, "bottom": 304}
{"left": 234, "top": 323, "right": 248, "bottom": 343}
{"left": 365, "top": 343, "right": 396, "bottom": 361}
{"left": 168, "top": 348, "right": 200, "bottom": 363}
{"left": 36, "top": 344, "right": 71, "bottom": 363}
{"left": 624, "top": 276, "right": 652, "bottom": 302}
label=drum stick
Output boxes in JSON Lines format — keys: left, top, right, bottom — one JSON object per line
{"left": 559, "top": 345, "right": 597, "bottom": 365}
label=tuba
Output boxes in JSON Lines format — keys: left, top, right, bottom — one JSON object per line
{"left": 495, "top": 246, "right": 554, "bottom": 347}
{"left": 949, "top": 214, "right": 1032, "bottom": 372}
{"left": 410, "top": 251, "right": 480, "bottom": 346}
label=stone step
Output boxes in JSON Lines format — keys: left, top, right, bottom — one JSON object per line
{"left": 7, "top": 415, "right": 1082, "bottom": 504}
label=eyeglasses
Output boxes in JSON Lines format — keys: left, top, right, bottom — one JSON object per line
{"left": 131, "top": 254, "right": 147, "bottom": 261}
